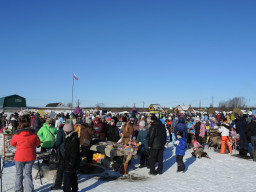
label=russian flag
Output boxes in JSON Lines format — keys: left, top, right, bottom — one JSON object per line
{"left": 73, "top": 73, "right": 78, "bottom": 80}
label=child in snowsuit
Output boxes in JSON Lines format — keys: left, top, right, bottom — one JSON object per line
{"left": 174, "top": 131, "right": 186, "bottom": 172}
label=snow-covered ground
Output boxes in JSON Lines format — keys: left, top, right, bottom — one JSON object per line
{"left": 1, "top": 135, "right": 256, "bottom": 192}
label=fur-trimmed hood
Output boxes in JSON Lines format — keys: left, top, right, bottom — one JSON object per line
{"left": 15, "top": 128, "right": 35, "bottom": 135}
{"left": 221, "top": 123, "right": 231, "bottom": 130}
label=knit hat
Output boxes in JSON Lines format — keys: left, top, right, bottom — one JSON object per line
{"left": 177, "top": 131, "right": 183, "bottom": 137}
{"left": 195, "top": 117, "right": 200, "bottom": 121}
{"left": 46, "top": 118, "right": 54, "bottom": 124}
{"left": 63, "top": 124, "right": 74, "bottom": 132}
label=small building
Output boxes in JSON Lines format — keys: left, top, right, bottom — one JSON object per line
{"left": 0, "top": 94, "right": 27, "bottom": 109}
{"left": 148, "top": 104, "right": 163, "bottom": 113}
{"left": 46, "top": 103, "right": 65, "bottom": 108}
{"left": 176, "top": 105, "right": 194, "bottom": 113}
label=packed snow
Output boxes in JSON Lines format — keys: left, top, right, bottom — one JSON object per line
{"left": 1, "top": 134, "right": 255, "bottom": 192}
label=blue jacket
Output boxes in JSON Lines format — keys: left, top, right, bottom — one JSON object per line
{"left": 187, "top": 122, "right": 194, "bottom": 133}
{"left": 175, "top": 137, "right": 186, "bottom": 156}
{"left": 160, "top": 118, "right": 165, "bottom": 125}
{"left": 174, "top": 118, "right": 188, "bottom": 139}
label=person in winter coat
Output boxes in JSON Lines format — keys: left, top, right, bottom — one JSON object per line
{"left": 236, "top": 115, "right": 248, "bottom": 156}
{"left": 204, "top": 114, "right": 209, "bottom": 122}
{"left": 174, "top": 131, "right": 186, "bottom": 172}
{"left": 209, "top": 118, "right": 218, "bottom": 130}
{"left": 134, "top": 116, "right": 146, "bottom": 139}
{"left": 218, "top": 118, "right": 232, "bottom": 154}
{"left": 174, "top": 118, "right": 188, "bottom": 140}
{"left": 246, "top": 118, "right": 256, "bottom": 161}
{"left": 187, "top": 119, "right": 194, "bottom": 146}
{"left": 93, "top": 117, "right": 106, "bottom": 141}
{"left": 166, "top": 117, "right": 172, "bottom": 142}
{"left": 171, "top": 117, "right": 178, "bottom": 145}
{"left": 51, "top": 123, "right": 66, "bottom": 190}
{"left": 121, "top": 117, "right": 134, "bottom": 144}
{"left": 217, "top": 114, "right": 221, "bottom": 122}
{"left": 192, "top": 118, "right": 201, "bottom": 143}
{"left": 137, "top": 119, "right": 150, "bottom": 168}
{"left": 55, "top": 114, "right": 62, "bottom": 129}
{"left": 106, "top": 119, "right": 120, "bottom": 142}
{"left": 37, "top": 118, "right": 58, "bottom": 152}
{"left": 148, "top": 115, "right": 167, "bottom": 175}
{"left": 80, "top": 122, "right": 95, "bottom": 163}
{"left": 32, "top": 113, "right": 41, "bottom": 133}
{"left": 11, "top": 114, "right": 19, "bottom": 134}
{"left": 130, "top": 117, "right": 139, "bottom": 139}
{"left": 199, "top": 122, "right": 206, "bottom": 145}
{"left": 63, "top": 123, "right": 80, "bottom": 192}
{"left": 10, "top": 118, "right": 41, "bottom": 192}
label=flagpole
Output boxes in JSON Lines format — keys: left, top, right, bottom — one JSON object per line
{"left": 72, "top": 74, "right": 74, "bottom": 112}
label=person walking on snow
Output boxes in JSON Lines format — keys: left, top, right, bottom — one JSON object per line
{"left": 218, "top": 118, "right": 232, "bottom": 154}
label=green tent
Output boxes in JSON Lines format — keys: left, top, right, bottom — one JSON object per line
{"left": 0, "top": 94, "right": 26, "bottom": 108}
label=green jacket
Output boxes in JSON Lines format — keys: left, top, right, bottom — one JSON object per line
{"left": 37, "top": 123, "right": 57, "bottom": 148}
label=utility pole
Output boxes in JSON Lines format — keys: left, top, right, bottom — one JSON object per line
{"left": 143, "top": 101, "right": 144, "bottom": 109}
{"left": 212, "top": 96, "right": 214, "bottom": 107}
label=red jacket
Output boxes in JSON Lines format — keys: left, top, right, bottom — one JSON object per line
{"left": 11, "top": 128, "right": 41, "bottom": 162}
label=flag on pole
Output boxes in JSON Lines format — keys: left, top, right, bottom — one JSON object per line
{"left": 73, "top": 73, "right": 78, "bottom": 80}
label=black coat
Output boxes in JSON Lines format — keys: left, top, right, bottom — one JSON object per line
{"left": 55, "top": 127, "right": 66, "bottom": 158}
{"left": 11, "top": 119, "right": 18, "bottom": 134}
{"left": 64, "top": 132, "right": 80, "bottom": 172}
{"left": 246, "top": 120, "right": 256, "bottom": 142}
{"left": 148, "top": 120, "right": 167, "bottom": 149}
{"left": 106, "top": 124, "right": 120, "bottom": 142}
{"left": 236, "top": 118, "right": 247, "bottom": 140}
{"left": 32, "top": 114, "right": 41, "bottom": 133}
{"left": 194, "top": 122, "right": 201, "bottom": 136}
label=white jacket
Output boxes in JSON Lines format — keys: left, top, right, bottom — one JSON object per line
{"left": 218, "top": 123, "right": 230, "bottom": 137}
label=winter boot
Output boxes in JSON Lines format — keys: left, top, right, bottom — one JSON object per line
{"left": 123, "top": 163, "right": 128, "bottom": 175}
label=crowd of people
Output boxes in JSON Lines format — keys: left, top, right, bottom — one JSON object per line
{"left": 0, "top": 109, "right": 255, "bottom": 191}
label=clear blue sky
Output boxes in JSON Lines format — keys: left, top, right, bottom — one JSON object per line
{"left": 1, "top": 0, "right": 256, "bottom": 108}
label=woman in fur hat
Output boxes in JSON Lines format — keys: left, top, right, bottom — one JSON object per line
{"left": 121, "top": 117, "right": 134, "bottom": 144}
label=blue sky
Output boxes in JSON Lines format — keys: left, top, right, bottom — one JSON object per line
{"left": 0, "top": 0, "right": 255, "bottom": 108}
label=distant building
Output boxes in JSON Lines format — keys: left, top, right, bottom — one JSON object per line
{"left": 46, "top": 103, "right": 65, "bottom": 108}
{"left": 0, "top": 94, "right": 26, "bottom": 109}
{"left": 148, "top": 104, "right": 163, "bottom": 112}
{"left": 176, "top": 105, "right": 194, "bottom": 113}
